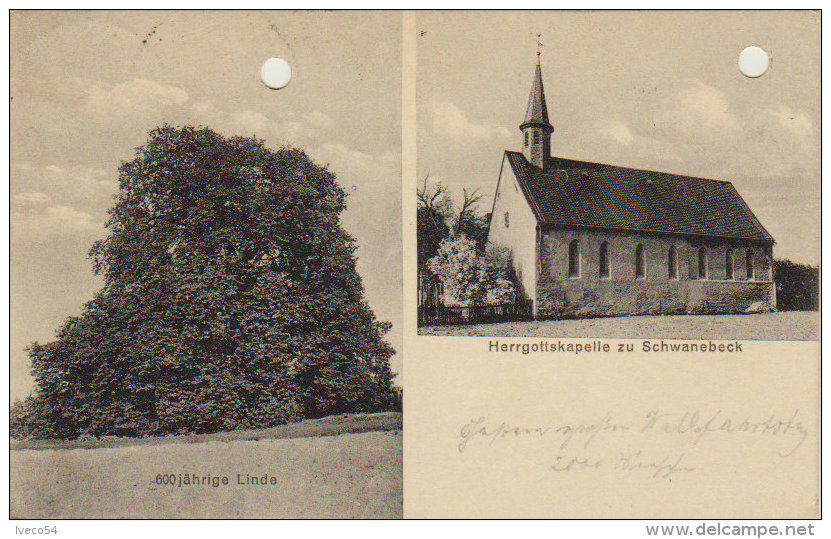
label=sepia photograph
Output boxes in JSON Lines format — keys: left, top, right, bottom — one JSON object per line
{"left": 10, "top": 11, "right": 402, "bottom": 519}
{"left": 6, "top": 8, "right": 823, "bottom": 525}
{"left": 404, "top": 10, "right": 819, "bottom": 519}
{"left": 416, "top": 11, "right": 819, "bottom": 341}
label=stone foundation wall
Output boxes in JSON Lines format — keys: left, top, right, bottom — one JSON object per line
{"left": 536, "top": 228, "right": 775, "bottom": 318}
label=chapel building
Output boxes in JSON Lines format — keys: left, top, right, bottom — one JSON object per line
{"left": 487, "top": 60, "right": 777, "bottom": 319}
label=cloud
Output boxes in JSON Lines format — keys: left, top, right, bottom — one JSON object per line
{"left": 591, "top": 79, "right": 818, "bottom": 183}
{"left": 764, "top": 105, "right": 814, "bottom": 134}
{"left": 189, "top": 103, "right": 336, "bottom": 149}
{"left": 191, "top": 101, "right": 216, "bottom": 116}
{"left": 45, "top": 205, "right": 98, "bottom": 228}
{"left": 13, "top": 192, "right": 50, "bottom": 204}
{"left": 191, "top": 101, "right": 315, "bottom": 144}
{"left": 304, "top": 111, "right": 334, "bottom": 130}
{"left": 12, "top": 204, "right": 103, "bottom": 242}
{"left": 378, "top": 150, "right": 400, "bottom": 167}
{"left": 751, "top": 105, "right": 816, "bottom": 151}
{"left": 313, "top": 142, "right": 378, "bottom": 172}
{"left": 66, "top": 167, "right": 116, "bottom": 193}
{"left": 576, "top": 119, "right": 689, "bottom": 168}
{"left": 652, "top": 80, "right": 739, "bottom": 139}
{"left": 233, "top": 110, "right": 272, "bottom": 134}
{"left": 221, "top": 109, "right": 304, "bottom": 141}
{"left": 431, "top": 101, "right": 512, "bottom": 141}
{"left": 86, "top": 78, "right": 189, "bottom": 112}
{"left": 13, "top": 162, "right": 117, "bottom": 194}
{"left": 599, "top": 121, "right": 635, "bottom": 146}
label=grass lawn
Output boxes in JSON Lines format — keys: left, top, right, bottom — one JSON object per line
{"left": 419, "top": 311, "right": 819, "bottom": 340}
{"left": 10, "top": 412, "right": 402, "bottom": 519}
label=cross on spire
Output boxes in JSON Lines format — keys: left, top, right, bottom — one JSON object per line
{"left": 536, "top": 33, "right": 543, "bottom": 63}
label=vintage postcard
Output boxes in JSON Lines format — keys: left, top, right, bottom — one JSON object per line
{"left": 7, "top": 9, "right": 822, "bottom": 523}
{"left": 406, "top": 10, "right": 820, "bottom": 518}
{"left": 9, "top": 11, "right": 402, "bottom": 519}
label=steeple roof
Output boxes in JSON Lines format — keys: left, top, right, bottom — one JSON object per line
{"left": 520, "top": 62, "right": 553, "bottom": 131}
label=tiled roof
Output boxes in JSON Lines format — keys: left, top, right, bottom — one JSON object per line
{"left": 520, "top": 63, "right": 552, "bottom": 131}
{"left": 505, "top": 151, "right": 774, "bottom": 243}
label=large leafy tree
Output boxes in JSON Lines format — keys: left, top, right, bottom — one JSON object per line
{"left": 18, "top": 125, "right": 395, "bottom": 438}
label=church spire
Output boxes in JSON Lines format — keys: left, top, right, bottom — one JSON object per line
{"left": 521, "top": 63, "right": 551, "bottom": 130}
{"left": 520, "top": 47, "right": 553, "bottom": 169}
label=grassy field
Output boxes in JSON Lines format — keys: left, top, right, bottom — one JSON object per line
{"left": 10, "top": 413, "right": 402, "bottom": 519}
{"left": 419, "top": 311, "right": 819, "bottom": 340}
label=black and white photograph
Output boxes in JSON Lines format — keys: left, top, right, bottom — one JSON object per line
{"left": 416, "top": 11, "right": 819, "bottom": 341}
{"left": 10, "top": 11, "right": 402, "bottom": 519}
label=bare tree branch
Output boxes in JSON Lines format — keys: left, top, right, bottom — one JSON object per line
{"left": 416, "top": 173, "right": 452, "bottom": 217}
{"left": 454, "top": 187, "right": 486, "bottom": 235}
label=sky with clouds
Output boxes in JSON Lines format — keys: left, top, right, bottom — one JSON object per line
{"left": 10, "top": 11, "right": 402, "bottom": 402}
{"left": 7, "top": 11, "right": 822, "bottom": 402}
{"left": 417, "top": 10, "right": 819, "bottom": 266}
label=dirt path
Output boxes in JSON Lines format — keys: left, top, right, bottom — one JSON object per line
{"left": 11, "top": 430, "right": 402, "bottom": 519}
{"left": 420, "top": 311, "right": 819, "bottom": 340}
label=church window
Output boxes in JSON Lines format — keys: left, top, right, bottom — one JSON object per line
{"left": 533, "top": 131, "right": 540, "bottom": 145}
{"left": 725, "top": 249, "right": 734, "bottom": 280}
{"left": 668, "top": 246, "right": 677, "bottom": 279}
{"left": 524, "top": 131, "right": 529, "bottom": 147}
{"left": 599, "top": 241, "right": 609, "bottom": 278}
{"left": 503, "top": 211, "right": 510, "bottom": 228}
{"left": 746, "top": 250, "right": 754, "bottom": 280}
{"left": 635, "top": 244, "right": 645, "bottom": 278}
{"left": 698, "top": 247, "right": 708, "bottom": 280}
{"left": 568, "top": 240, "right": 580, "bottom": 277}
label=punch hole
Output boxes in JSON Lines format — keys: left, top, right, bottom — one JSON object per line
{"left": 261, "top": 58, "right": 292, "bottom": 89}
{"left": 738, "top": 46, "right": 770, "bottom": 78}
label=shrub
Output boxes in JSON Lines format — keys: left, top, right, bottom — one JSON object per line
{"left": 427, "top": 235, "right": 515, "bottom": 306}
{"left": 774, "top": 259, "right": 819, "bottom": 311}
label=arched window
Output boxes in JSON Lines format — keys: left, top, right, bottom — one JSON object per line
{"left": 503, "top": 211, "right": 510, "bottom": 228}
{"left": 635, "top": 244, "right": 645, "bottom": 278}
{"left": 568, "top": 240, "right": 580, "bottom": 277}
{"left": 746, "top": 250, "right": 754, "bottom": 280}
{"left": 599, "top": 241, "right": 610, "bottom": 278}
{"left": 533, "top": 131, "right": 540, "bottom": 145}
{"left": 524, "top": 131, "right": 529, "bottom": 147}
{"left": 698, "top": 247, "right": 707, "bottom": 280}
{"left": 668, "top": 246, "right": 677, "bottom": 279}
{"left": 725, "top": 249, "right": 734, "bottom": 280}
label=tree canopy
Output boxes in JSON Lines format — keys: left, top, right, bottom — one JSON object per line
{"left": 15, "top": 125, "right": 395, "bottom": 439}
{"left": 416, "top": 176, "right": 490, "bottom": 270}
{"left": 416, "top": 175, "right": 452, "bottom": 269}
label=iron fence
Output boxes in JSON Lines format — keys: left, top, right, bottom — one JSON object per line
{"left": 417, "top": 299, "right": 533, "bottom": 327}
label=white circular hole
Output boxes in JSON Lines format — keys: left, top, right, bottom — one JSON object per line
{"left": 261, "top": 57, "right": 292, "bottom": 89}
{"left": 738, "top": 46, "right": 770, "bottom": 78}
